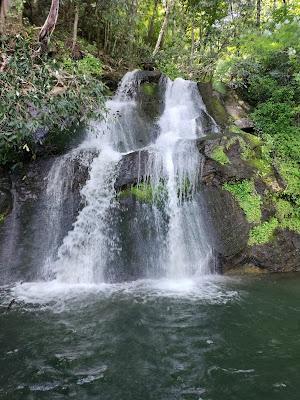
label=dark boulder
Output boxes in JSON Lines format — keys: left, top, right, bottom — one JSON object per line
{"left": 115, "top": 149, "right": 151, "bottom": 191}
{"left": 235, "top": 117, "right": 254, "bottom": 132}
{"left": 113, "top": 133, "right": 299, "bottom": 275}
{"left": 197, "top": 133, "right": 300, "bottom": 274}
{"left": 197, "top": 134, "right": 254, "bottom": 185}
{"left": 197, "top": 82, "right": 229, "bottom": 129}
{"left": 201, "top": 185, "right": 250, "bottom": 259}
{"left": 222, "top": 230, "right": 300, "bottom": 274}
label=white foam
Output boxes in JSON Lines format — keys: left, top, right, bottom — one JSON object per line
{"left": 10, "top": 275, "right": 239, "bottom": 310}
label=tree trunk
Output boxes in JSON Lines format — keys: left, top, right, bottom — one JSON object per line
{"left": 152, "top": 0, "right": 175, "bottom": 57}
{"left": 72, "top": 4, "right": 79, "bottom": 52}
{"left": 190, "top": 14, "right": 195, "bottom": 66}
{"left": 147, "top": 0, "right": 159, "bottom": 43}
{"left": 0, "top": 0, "right": 10, "bottom": 33}
{"left": 256, "top": 0, "right": 261, "bottom": 27}
{"left": 38, "top": 0, "right": 60, "bottom": 52}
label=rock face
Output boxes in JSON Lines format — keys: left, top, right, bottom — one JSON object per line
{"left": 0, "top": 169, "right": 12, "bottom": 218}
{"left": 115, "top": 149, "right": 150, "bottom": 190}
{"left": 197, "top": 134, "right": 300, "bottom": 274}
{"left": 197, "top": 134, "right": 255, "bottom": 184}
{"left": 224, "top": 91, "right": 254, "bottom": 132}
{"left": 0, "top": 149, "right": 95, "bottom": 283}
{"left": 232, "top": 230, "right": 300, "bottom": 273}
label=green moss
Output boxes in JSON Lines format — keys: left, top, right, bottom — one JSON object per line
{"left": 141, "top": 83, "right": 157, "bottom": 96}
{"left": 223, "top": 180, "right": 261, "bottom": 223}
{"left": 118, "top": 182, "right": 153, "bottom": 203}
{"left": 0, "top": 214, "right": 5, "bottom": 224}
{"left": 278, "top": 160, "right": 300, "bottom": 197}
{"left": 240, "top": 132, "right": 262, "bottom": 147}
{"left": 209, "top": 96, "right": 228, "bottom": 126}
{"left": 248, "top": 217, "right": 279, "bottom": 246}
{"left": 248, "top": 158, "right": 272, "bottom": 177}
{"left": 131, "top": 183, "right": 153, "bottom": 202}
{"left": 118, "top": 181, "right": 167, "bottom": 204}
{"left": 211, "top": 146, "right": 230, "bottom": 165}
{"left": 225, "top": 133, "right": 273, "bottom": 179}
{"left": 229, "top": 124, "right": 245, "bottom": 135}
{"left": 212, "top": 80, "right": 227, "bottom": 95}
{"left": 275, "top": 198, "right": 300, "bottom": 233}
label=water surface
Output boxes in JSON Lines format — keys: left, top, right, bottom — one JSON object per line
{"left": 1, "top": 274, "right": 300, "bottom": 400}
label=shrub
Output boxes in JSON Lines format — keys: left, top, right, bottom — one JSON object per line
{"left": 223, "top": 180, "right": 262, "bottom": 223}
{"left": 0, "top": 34, "right": 106, "bottom": 166}
{"left": 211, "top": 146, "right": 230, "bottom": 165}
{"left": 248, "top": 218, "right": 279, "bottom": 245}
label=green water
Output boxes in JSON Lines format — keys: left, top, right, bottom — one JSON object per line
{"left": 0, "top": 274, "right": 300, "bottom": 400}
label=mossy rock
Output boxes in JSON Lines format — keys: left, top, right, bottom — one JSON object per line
{"left": 225, "top": 265, "right": 267, "bottom": 276}
{"left": 197, "top": 82, "right": 228, "bottom": 128}
{"left": 141, "top": 82, "right": 157, "bottom": 96}
{"left": 211, "top": 146, "right": 230, "bottom": 165}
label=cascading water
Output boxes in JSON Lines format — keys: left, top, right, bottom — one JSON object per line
{"left": 41, "top": 71, "right": 218, "bottom": 285}
{"left": 146, "top": 77, "right": 218, "bottom": 278}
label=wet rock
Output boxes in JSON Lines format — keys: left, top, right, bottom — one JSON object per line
{"left": 104, "top": 69, "right": 162, "bottom": 92}
{"left": 235, "top": 117, "right": 254, "bottom": 132}
{"left": 0, "top": 168, "right": 12, "bottom": 218}
{"left": 197, "top": 133, "right": 300, "bottom": 274}
{"left": 135, "top": 70, "right": 162, "bottom": 84}
{"left": 115, "top": 149, "right": 151, "bottom": 191}
{"left": 197, "top": 82, "right": 228, "bottom": 129}
{"left": 195, "top": 110, "right": 218, "bottom": 136}
{"left": 197, "top": 134, "right": 254, "bottom": 185}
{"left": 246, "top": 230, "right": 300, "bottom": 272}
{"left": 0, "top": 149, "right": 95, "bottom": 284}
{"left": 201, "top": 185, "right": 250, "bottom": 258}
{"left": 221, "top": 230, "right": 300, "bottom": 274}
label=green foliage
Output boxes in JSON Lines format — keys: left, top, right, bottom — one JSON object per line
{"left": 156, "top": 51, "right": 183, "bottom": 80}
{"left": 0, "top": 34, "right": 106, "bottom": 166}
{"left": 278, "top": 160, "right": 300, "bottom": 198}
{"left": 211, "top": 145, "right": 230, "bottom": 165}
{"left": 118, "top": 181, "right": 167, "bottom": 204}
{"left": 248, "top": 218, "right": 279, "bottom": 246}
{"left": 0, "top": 214, "right": 5, "bottom": 225}
{"left": 130, "top": 183, "right": 154, "bottom": 203}
{"left": 62, "top": 55, "right": 102, "bottom": 76}
{"left": 223, "top": 180, "right": 262, "bottom": 223}
{"left": 275, "top": 198, "right": 300, "bottom": 233}
{"left": 216, "top": 9, "right": 300, "bottom": 232}
{"left": 251, "top": 102, "right": 300, "bottom": 161}
{"left": 141, "top": 83, "right": 157, "bottom": 96}
{"left": 248, "top": 158, "right": 272, "bottom": 177}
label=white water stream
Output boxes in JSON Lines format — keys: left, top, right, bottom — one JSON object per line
{"left": 41, "top": 71, "right": 218, "bottom": 285}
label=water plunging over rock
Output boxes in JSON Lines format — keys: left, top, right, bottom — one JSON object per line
{"left": 44, "top": 72, "right": 218, "bottom": 283}
{"left": 1, "top": 71, "right": 299, "bottom": 284}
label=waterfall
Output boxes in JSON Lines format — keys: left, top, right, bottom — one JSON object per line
{"left": 147, "top": 78, "right": 218, "bottom": 278}
{"left": 45, "top": 71, "right": 145, "bottom": 283}
{"left": 42, "top": 71, "right": 218, "bottom": 284}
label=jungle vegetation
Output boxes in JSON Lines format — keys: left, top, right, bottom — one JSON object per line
{"left": 0, "top": 0, "right": 299, "bottom": 221}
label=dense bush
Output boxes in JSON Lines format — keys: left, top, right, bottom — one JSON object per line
{"left": 0, "top": 34, "right": 106, "bottom": 166}
{"left": 216, "top": 11, "right": 300, "bottom": 238}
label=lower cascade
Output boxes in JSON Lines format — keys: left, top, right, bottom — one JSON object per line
{"left": 40, "top": 71, "right": 218, "bottom": 284}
